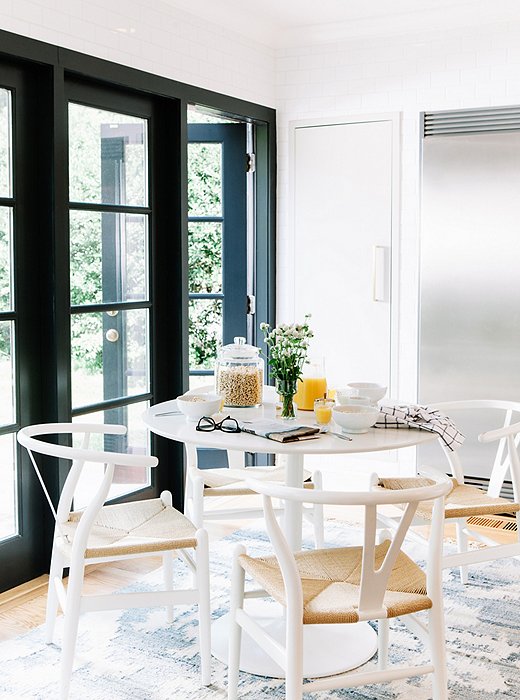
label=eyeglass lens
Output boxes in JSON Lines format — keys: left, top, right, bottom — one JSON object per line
{"left": 196, "top": 416, "right": 216, "bottom": 431}
{"left": 219, "top": 417, "right": 240, "bottom": 432}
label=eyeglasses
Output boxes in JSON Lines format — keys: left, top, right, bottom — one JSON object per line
{"left": 195, "top": 415, "right": 241, "bottom": 433}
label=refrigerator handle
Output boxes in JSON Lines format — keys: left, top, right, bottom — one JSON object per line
{"left": 372, "top": 245, "right": 387, "bottom": 302}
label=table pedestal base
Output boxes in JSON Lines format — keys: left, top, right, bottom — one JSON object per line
{"left": 211, "top": 599, "right": 378, "bottom": 679}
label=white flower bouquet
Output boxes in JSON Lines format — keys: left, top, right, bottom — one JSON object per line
{"left": 260, "top": 315, "right": 313, "bottom": 418}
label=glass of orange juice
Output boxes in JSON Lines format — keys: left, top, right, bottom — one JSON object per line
{"left": 314, "top": 398, "right": 334, "bottom": 429}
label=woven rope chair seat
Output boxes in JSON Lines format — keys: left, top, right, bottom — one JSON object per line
{"left": 379, "top": 477, "right": 520, "bottom": 520}
{"left": 200, "top": 465, "right": 313, "bottom": 497}
{"left": 58, "top": 498, "right": 198, "bottom": 559}
{"left": 239, "top": 539, "right": 431, "bottom": 624}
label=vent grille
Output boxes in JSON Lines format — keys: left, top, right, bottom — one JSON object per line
{"left": 424, "top": 107, "right": 520, "bottom": 136}
{"left": 466, "top": 515, "right": 517, "bottom": 532}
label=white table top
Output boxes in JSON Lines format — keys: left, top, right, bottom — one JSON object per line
{"left": 142, "top": 399, "right": 438, "bottom": 455}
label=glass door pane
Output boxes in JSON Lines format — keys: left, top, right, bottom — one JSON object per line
{"left": 0, "top": 87, "right": 12, "bottom": 197}
{"left": 69, "top": 99, "right": 152, "bottom": 502}
{"left": 69, "top": 103, "right": 148, "bottom": 206}
{"left": 70, "top": 211, "right": 148, "bottom": 304}
{"left": 187, "top": 119, "right": 247, "bottom": 392}
{"left": 0, "top": 434, "right": 16, "bottom": 540}
{"left": 0, "top": 86, "right": 15, "bottom": 541}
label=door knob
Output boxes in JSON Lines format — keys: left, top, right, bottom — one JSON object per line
{"left": 105, "top": 328, "right": 119, "bottom": 342}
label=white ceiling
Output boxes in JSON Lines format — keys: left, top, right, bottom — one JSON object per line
{"left": 166, "top": 0, "right": 520, "bottom": 47}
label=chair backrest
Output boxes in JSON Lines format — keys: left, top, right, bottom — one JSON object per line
{"left": 17, "top": 423, "right": 158, "bottom": 551}
{"left": 429, "top": 400, "right": 520, "bottom": 498}
{"left": 245, "top": 470, "right": 452, "bottom": 622}
{"left": 479, "top": 419, "right": 520, "bottom": 502}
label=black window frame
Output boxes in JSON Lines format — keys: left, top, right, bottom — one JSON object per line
{"left": 0, "top": 28, "right": 276, "bottom": 591}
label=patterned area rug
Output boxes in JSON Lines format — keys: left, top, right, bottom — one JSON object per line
{"left": 1, "top": 522, "right": 519, "bottom": 699}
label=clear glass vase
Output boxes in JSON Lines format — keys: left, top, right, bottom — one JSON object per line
{"left": 276, "top": 378, "right": 298, "bottom": 420}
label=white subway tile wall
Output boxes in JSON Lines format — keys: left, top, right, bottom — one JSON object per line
{"left": 0, "top": 0, "right": 276, "bottom": 107}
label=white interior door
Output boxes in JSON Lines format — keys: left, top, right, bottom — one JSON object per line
{"left": 292, "top": 117, "right": 397, "bottom": 394}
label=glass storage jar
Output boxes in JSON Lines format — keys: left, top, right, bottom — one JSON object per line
{"left": 215, "top": 337, "right": 264, "bottom": 407}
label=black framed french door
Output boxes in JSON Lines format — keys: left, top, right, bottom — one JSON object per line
{"left": 0, "top": 60, "right": 51, "bottom": 591}
{"left": 63, "top": 81, "right": 174, "bottom": 508}
{"left": 0, "top": 74, "right": 186, "bottom": 592}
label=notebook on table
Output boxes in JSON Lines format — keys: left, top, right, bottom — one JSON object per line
{"left": 239, "top": 419, "right": 320, "bottom": 443}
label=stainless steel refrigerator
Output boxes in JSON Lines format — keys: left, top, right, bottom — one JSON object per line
{"left": 419, "top": 117, "right": 520, "bottom": 488}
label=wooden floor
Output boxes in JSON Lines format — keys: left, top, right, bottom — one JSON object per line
{"left": 0, "top": 495, "right": 515, "bottom": 643}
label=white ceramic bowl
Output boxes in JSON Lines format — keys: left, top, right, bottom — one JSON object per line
{"left": 332, "top": 405, "right": 380, "bottom": 434}
{"left": 176, "top": 392, "right": 222, "bottom": 422}
{"left": 335, "top": 392, "right": 372, "bottom": 407}
{"left": 342, "top": 382, "right": 387, "bottom": 405}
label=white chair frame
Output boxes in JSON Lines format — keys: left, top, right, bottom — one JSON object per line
{"left": 381, "top": 400, "right": 520, "bottom": 583}
{"left": 184, "top": 444, "right": 324, "bottom": 545}
{"left": 183, "top": 384, "right": 324, "bottom": 547}
{"left": 17, "top": 423, "right": 211, "bottom": 699}
{"left": 227, "top": 469, "right": 452, "bottom": 700}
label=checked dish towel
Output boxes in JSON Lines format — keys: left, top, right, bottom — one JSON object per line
{"left": 376, "top": 404, "right": 465, "bottom": 451}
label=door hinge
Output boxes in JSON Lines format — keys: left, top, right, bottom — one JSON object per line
{"left": 246, "top": 294, "right": 256, "bottom": 315}
{"left": 246, "top": 152, "right": 256, "bottom": 173}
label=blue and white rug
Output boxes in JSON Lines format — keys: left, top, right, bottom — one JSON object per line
{"left": 1, "top": 522, "right": 519, "bottom": 699}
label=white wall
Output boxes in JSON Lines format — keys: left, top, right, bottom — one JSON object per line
{"left": 0, "top": 0, "right": 276, "bottom": 108}
{"left": 275, "top": 21, "right": 520, "bottom": 404}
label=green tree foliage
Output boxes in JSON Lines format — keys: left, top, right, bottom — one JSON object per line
{"left": 187, "top": 142, "right": 223, "bottom": 370}
{"left": 68, "top": 105, "right": 106, "bottom": 374}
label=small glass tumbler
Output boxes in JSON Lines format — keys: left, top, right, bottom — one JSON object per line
{"left": 314, "top": 398, "right": 334, "bottom": 428}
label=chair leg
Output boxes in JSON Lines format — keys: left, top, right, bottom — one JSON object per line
{"left": 377, "top": 618, "right": 389, "bottom": 669}
{"left": 60, "top": 562, "right": 85, "bottom": 700}
{"left": 45, "top": 545, "right": 65, "bottom": 644}
{"left": 196, "top": 529, "right": 212, "bottom": 686}
{"left": 184, "top": 473, "right": 194, "bottom": 521}
{"left": 285, "top": 607, "right": 303, "bottom": 700}
{"left": 163, "top": 551, "right": 175, "bottom": 623}
{"left": 227, "top": 544, "right": 246, "bottom": 700}
{"left": 191, "top": 476, "right": 205, "bottom": 529}
{"left": 312, "top": 470, "right": 324, "bottom": 549}
{"left": 159, "top": 491, "right": 176, "bottom": 622}
{"left": 428, "top": 605, "right": 448, "bottom": 700}
{"left": 455, "top": 520, "right": 469, "bottom": 584}
{"left": 516, "top": 511, "right": 520, "bottom": 553}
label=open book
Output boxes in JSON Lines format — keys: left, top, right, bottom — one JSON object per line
{"left": 239, "top": 419, "right": 320, "bottom": 443}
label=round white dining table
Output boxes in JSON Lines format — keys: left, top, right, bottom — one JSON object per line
{"left": 142, "top": 399, "right": 438, "bottom": 679}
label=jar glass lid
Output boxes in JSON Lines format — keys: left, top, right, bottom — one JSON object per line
{"left": 219, "top": 336, "right": 260, "bottom": 359}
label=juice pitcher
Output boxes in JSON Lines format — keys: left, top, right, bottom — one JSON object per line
{"left": 293, "top": 357, "right": 327, "bottom": 411}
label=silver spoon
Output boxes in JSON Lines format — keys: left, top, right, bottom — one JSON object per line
{"left": 330, "top": 432, "right": 353, "bottom": 442}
